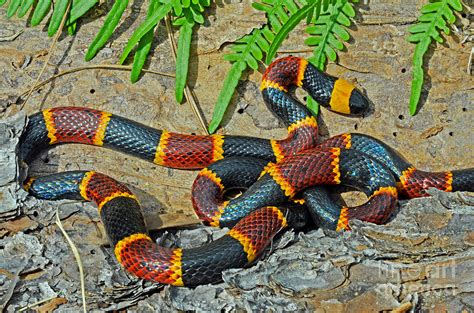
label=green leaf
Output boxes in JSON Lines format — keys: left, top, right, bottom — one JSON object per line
{"left": 130, "top": 0, "right": 159, "bottom": 83}
{"left": 245, "top": 53, "right": 258, "bottom": 69}
{"left": 407, "top": 0, "right": 463, "bottom": 115}
{"left": 407, "top": 32, "right": 425, "bottom": 43}
{"left": 67, "top": 21, "right": 77, "bottom": 35}
{"left": 171, "top": 0, "right": 182, "bottom": 16}
{"left": 341, "top": 1, "right": 354, "bottom": 17}
{"left": 31, "top": 0, "right": 52, "bottom": 26}
{"left": 440, "top": 5, "right": 455, "bottom": 23}
{"left": 265, "top": 3, "right": 314, "bottom": 64}
{"left": 85, "top": 0, "right": 129, "bottom": 61}
{"left": 17, "top": 0, "right": 35, "bottom": 18}
{"left": 208, "top": 61, "right": 246, "bottom": 133}
{"left": 175, "top": 18, "right": 194, "bottom": 103}
{"left": 7, "top": 0, "right": 21, "bottom": 17}
{"left": 200, "top": 0, "right": 210, "bottom": 7}
{"left": 119, "top": 2, "right": 172, "bottom": 64}
{"left": 68, "top": 0, "right": 97, "bottom": 25}
{"left": 189, "top": 5, "right": 204, "bottom": 24}
{"left": 407, "top": 23, "right": 428, "bottom": 34}
{"left": 447, "top": 0, "right": 462, "bottom": 11}
{"left": 0, "top": 0, "right": 7, "bottom": 6}
{"left": 421, "top": 2, "right": 441, "bottom": 13}
{"left": 47, "top": 0, "right": 69, "bottom": 36}
{"left": 252, "top": 2, "right": 269, "bottom": 12}
{"left": 306, "top": 96, "right": 320, "bottom": 116}
{"left": 325, "top": 44, "right": 337, "bottom": 60}
{"left": 130, "top": 29, "right": 154, "bottom": 83}
{"left": 306, "top": 0, "right": 355, "bottom": 70}
{"left": 327, "top": 33, "right": 344, "bottom": 50}
{"left": 408, "top": 39, "right": 430, "bottom": 116}
{"left": 332, "top": 23, "right": 349, "bottom": 40}
{"left": 323, "top": 0, "right": 330, "bottom": 11}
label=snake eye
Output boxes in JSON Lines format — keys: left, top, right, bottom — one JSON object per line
{"left": 348, "top": 89, "right": 369, "bottom": 115}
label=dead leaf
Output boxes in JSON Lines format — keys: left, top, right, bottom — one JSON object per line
{"left": 0, "top": 216, "right": 38, "bottom": 236}
{"left": 420, "top": 125, "right": 444, "bottom": 139}
{"left": 36, "top": 297, "right": 68, "bottom": 313}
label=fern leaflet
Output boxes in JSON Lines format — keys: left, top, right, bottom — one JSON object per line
{"left": 406, "top": 0, "right": 462, "bottom": 116}
{"left": 305, "top": 0, "right": 355, "bottom": 71}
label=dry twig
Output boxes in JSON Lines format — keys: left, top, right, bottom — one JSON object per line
{"left": 164, "top": 15, "right": 209, "bottom": 134}
{"left": 19, "top": 64, "right": 174, "bottom": 99}
{"left": 55, "top": 207, "right": 87, "bottom": 313}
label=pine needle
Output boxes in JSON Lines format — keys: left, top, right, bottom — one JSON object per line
{"left": 19, "top": 64, "right": 174, "bottom": 100}
{"left": 55, "top": 206, "right": 87, "bottom": 313}
{"left": 17, "top": 296, "right": 58, "bottom": 312}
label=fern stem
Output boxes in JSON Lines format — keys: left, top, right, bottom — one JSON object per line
{"left": 409, "top": 39, "right": 430, "bottom": 116}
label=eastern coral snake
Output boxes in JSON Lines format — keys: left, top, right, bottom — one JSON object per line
{"left": 19, "top": 56, "right": 473, "bottom": 286}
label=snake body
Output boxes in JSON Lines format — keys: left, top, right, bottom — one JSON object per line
{"left": 20, "top": 56, "right": 473, "bottom": 286}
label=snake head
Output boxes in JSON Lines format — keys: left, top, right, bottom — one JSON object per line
{"left": 323, "top": 77, "right": 369, "bottom": 116}
{"left": 346, "top": 87, "right": 369, "bottom": 116}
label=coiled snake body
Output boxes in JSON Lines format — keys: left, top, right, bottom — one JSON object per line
{"left": 19, "top": 56, "right": 474, "bottom": 287}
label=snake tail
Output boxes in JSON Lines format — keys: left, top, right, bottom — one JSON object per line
{"left": 319, "top": 133, "right": 474, "bottom": 197}
{"left": 25, "top": 170, "right": 292, "bottom": 286}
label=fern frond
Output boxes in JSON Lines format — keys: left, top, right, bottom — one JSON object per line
{"left": 304, "top": 0, "right": 355, "bottom": 71}
{"left": 252, "top": 0, "right": 300, "bottom": 34}
{"left": 406, "top": 0, "right": 462, "bottom": 116}
{"left": 119, "top": 2, "right": 173, "bottom": 64}
{"left": 209, "top": 0, "right": 316, "bottom": 132}
{"left": 172, "top": 0, "right": 211, "bottom": 102}
{"left": 68, "top": 0, "right": 97, "bottom": 25}
{"left": 209, "top": 0, "right": 346, "bottom": 132}
{"left": 209, "top": 27, "right": 272, "bottom": 133}
{"left": 263, "top": 0, "right": 342, "bottom": 63}
{"left": 17, "top": 0, "right": 34, "bottom": 18}
{"left": 6, "top": 0, "right": 21, "bottom": 17}
{"left": 253, "top": 0, "right": 306, "bottom": 64}
{"left": 1, "top": 0, "right": 96, "bottom": 33}
{"left": 130, "top": 0, "right": 160, "bottom": 83}
{"left": 264, "top": 1, "right": 314, "bottom": 64}
{"left": 85, "top": 0, "right": 129, "bottom": 61}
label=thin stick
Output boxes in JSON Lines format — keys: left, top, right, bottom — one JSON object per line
{"left": 55, "top": 207, "right": 87, "bottom": 313}
{"left": 164, "top": 15, "right": 209, "bottom": 135}
{"left": 468, "top": 47, "right": 473, "bottom": 75}
{"left": 20, "top": 0, "right": 72, "bottom": 111}
{"left": 19, "top": 64, "right": 175, "bottom": 98}
{"left": 0, "top": 262, "right": 23, "bottom": 311}
{"left": 17, "top": 296, "right": 58, "bottom": 312}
